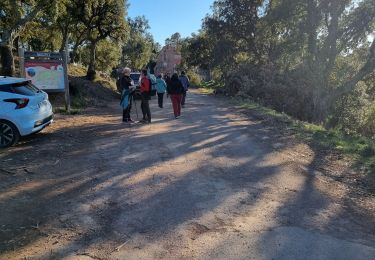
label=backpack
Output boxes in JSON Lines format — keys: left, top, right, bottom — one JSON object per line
{"left": 179, "top": 75, "right": 190, "bottom": 91}
{"left": 116, "top": 77, "right": 122, "bottom": 93}
{"left": 148, "top": 74, "right": 157, "bottom": 96}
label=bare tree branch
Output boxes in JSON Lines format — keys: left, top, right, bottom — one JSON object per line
{"left": 337, "top": 38, "right": 375, "bottom": 96}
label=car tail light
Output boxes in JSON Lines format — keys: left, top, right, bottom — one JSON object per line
{"left": 3, "top": 98, "right": 30, "bottom": 109}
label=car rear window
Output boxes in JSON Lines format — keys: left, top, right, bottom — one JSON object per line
{"left": 0, "top": 81, "right": 40, "bottom": 96}
{"left": 130, "top": 74, "right": 140, "bottom": 81}
{"left": 0, "top": 85, "right": 14, "bottom": 93}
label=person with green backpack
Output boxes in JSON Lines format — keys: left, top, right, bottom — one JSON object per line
{"left": 148, "top": 71, "right": 158, "bottom": 97}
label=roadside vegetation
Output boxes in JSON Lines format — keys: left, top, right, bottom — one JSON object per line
{"left": 199, "top": 81, "right": 222, "bottom": 94}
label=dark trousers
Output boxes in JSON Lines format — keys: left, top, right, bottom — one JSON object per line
{"left": 181, "top": 90, "right": 187, "bottom": 105}
{"left": 170, "top": 94, "right": 182, "bottom": 117}
{"left": 157, "top": 92, "right": 164, "bottom": 108}
{"left": 141, "top": 93, "right": 151, "bottom": 122}
{"left": 122, "top": 95, "right": 132, "bottom": 121}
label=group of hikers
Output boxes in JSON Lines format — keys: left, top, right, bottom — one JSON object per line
{"left": 118, "top": 68, "right": 190, "bottom": 124}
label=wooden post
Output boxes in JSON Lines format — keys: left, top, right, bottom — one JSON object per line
{"left": 18, "top": 48, "right": 25, "bottom": 77}
{"left": 61, "top": 50, "right": 71, "bottom": 113}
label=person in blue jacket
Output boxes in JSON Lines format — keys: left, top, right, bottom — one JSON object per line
{"left": 156, "top": 74, "right": 167, "bottom": 108}
{"left": 179, "top": 71, "right": 190, "bottom": 107}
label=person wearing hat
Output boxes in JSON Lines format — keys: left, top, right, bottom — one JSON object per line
{"left": 120, "top": 67, "right": 136, "bottom": 123}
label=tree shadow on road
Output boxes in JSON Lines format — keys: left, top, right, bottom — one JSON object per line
{"left": 0, "top": 93, "right": 374, "bottom": 259}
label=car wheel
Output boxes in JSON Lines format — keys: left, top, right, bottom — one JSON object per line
{"left": 0, "top": 120, "right": 20, "bottom": 148}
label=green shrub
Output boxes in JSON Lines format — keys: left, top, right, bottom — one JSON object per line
{"left": 187, "top": 71, "right": 201, "bottom": 86}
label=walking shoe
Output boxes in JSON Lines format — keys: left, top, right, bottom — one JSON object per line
{"left": 139, "top": 119, "right": 148, "bottom": 123}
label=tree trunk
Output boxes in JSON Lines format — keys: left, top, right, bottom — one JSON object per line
{"left": 60, "top": 33, "right": 67, "bottom": 53}
{"left": 338, "top": 39, "right": 375, "bottom": 97}
{"left": 208, "top": 67, "right": 212, "bottom": 81}
{"left": 86, "top": 42, "right": 97, "bottom": 80}
{"left": 70, "top": 35, "right": 86, "bottom": 63}
{"left": 70, "top": 43, "right": 80, "bottom": 63}
{"left": 0, "top": 44, "right": 15, "bottom": 76}
{"left": 321, "top": 2, "right": 345, "bottom": 83}
{"left": 311, "top": 89, "right": 329, "bottom": 123}
{"left": 315, "top": 39, "right": 375, "bottom": 125}
{"left": 306, "top": 0, "right": 319, "bottom": 63}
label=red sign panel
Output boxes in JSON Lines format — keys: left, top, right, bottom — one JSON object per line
{"left": 25, "top": 60, "right": 65, "bottom": 91}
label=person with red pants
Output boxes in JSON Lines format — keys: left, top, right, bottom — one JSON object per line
{"left": 139, "top": 69, "right": 152, "bottom": 123}
{"left": 167, "top": 73, "right": 184, "bottom": 119}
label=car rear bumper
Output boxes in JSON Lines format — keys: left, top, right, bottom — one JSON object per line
{"left": 34, "top": 114, "right": 54, "bottom": 128}
{"left": 31, "top": 114, "right": 54, "bottom": 134}
{"left": 18, "top": 113, "right": 54, "bottom": 136}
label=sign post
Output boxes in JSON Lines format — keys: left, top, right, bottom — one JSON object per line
{"left": 18, "top": 48, "right": 25, "bottom": 77}
{"left": 61, "top": 50, "right": 71, "bottom": 113}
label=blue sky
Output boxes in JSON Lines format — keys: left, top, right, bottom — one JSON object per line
{"left": 127, "top": 0, "right": 214, "bottom": 46}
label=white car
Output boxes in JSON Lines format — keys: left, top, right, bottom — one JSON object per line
{"left": 0, "top": 76, "right": 53, "bottom": 148}
{"left": 130, "top": 72, "right": 141, "bottom": 87}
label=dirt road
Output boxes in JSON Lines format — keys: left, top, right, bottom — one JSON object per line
{"left": 1, "top": 91, "right": 374, "bottom": 259}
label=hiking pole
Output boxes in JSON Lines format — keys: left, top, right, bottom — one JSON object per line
{"left": 132, "top": 93, "right": 139, "bottom": 119}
